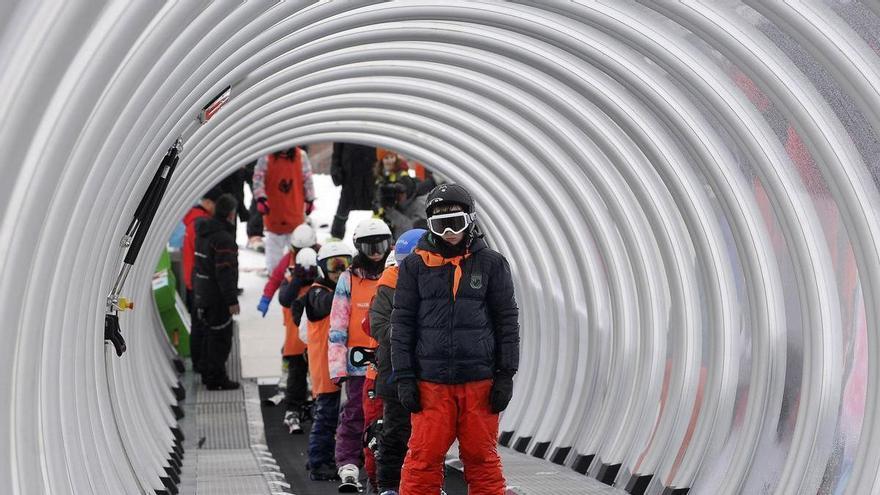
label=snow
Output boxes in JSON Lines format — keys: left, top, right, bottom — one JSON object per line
{"left": 235, "top": 174, "right": 373, "bottom": 379}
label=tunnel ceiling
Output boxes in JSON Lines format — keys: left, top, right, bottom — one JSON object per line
{"left": 2, "top": 1, "right": 880, "bottom": 494}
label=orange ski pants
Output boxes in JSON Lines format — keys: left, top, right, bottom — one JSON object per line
{"left": 399, "top": 380, "right": 505, "bottom": 495}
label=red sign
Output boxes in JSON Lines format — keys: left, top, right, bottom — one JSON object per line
{"left": 200, "top": 86, "right": 231, "bottom": 123}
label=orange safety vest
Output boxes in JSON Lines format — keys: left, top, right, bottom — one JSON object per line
{"left": 366, "top": 266, "right": 399, "bottom": 381}
{"left": 264, "top": 149, "right": 305, "bottom": 234}
{"left": 281, "top": 285, "right": 309, "bottom": 356}
{"left": 348, "top": 274, "right": 379, "bottom": 350}
{"left": 377, "top": 265, "right": 399, "bottom": 290}
{"left": 307, "top": 285, "right": 339, "bottom": 397}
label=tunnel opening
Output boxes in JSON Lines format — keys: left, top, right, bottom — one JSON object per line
{"left": 3, "top": 2, "right": 880, "bottom": 494}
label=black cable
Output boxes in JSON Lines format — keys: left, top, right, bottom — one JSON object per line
{"left": 124, "top": 149, "right": 179, "bottom": 265}
{"left": 124, "top": 148, "right": 174, "bottom": 236}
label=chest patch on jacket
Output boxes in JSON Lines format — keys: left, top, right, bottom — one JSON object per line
{"left": 470, "top": 272, "right": 483, "bottom": 290}
{"left": 278, "top": 178, "right": 293, "bottom": 193}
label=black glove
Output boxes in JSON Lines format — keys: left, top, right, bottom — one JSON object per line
{"left": 379, "top": 183, "right": 406, "bottom": 208}
{"left": 490, "top": 373, "right": 514, "bottom": 413}
{"left": 363, "top": 418, "right": 383, "bottom": 454}
{"left": 397, "top": 378, "right": 422, "bottom": 413}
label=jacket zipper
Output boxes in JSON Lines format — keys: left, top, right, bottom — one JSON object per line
{"left": 448, "top": 264, "right": 455, "bottom": 382}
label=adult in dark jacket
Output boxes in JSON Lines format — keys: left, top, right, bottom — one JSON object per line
{"left": 217, "top": 167, "right": 250, "bottom": 223}
{"left": 372, "top": 151, "right": 428, "bottom": 239}
{"left": 181, "top": 186, "right": 221, "bottom": 373}
{"left": 330, "top": 142, "right": 376, "bottom": 238}
{"left": 182, "top": 187, "right": 221, "bottom": 310}
{"left": 391, "top": 183, "right": 519, "bottom": 495}
{"left": 193, "top": 194, "right": 241, "bottom": 390}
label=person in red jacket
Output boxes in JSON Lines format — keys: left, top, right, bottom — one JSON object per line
{"left": 253, "top": 147, "right": 316, "bottom": 274}
{"left": 182, "top": 187, "right": 222, "bottom": 309}
{"left": 257, "top": 223, "right": 319, "bottom": 317}
{"left": 181, "top": 186, "right": 221, "bottom": 373}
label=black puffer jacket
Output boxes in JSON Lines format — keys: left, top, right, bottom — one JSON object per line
{"left": 370, "top": 281, "right": 397, "bottom": 399}
{"left": 391, "top": 234, "right": 520, "bottom": 384}
{"left": 331, "top": 142, "right": 376, "bottom": 210}
{"left": 192, "top": 216, "right": 239, "bottom": 309}
{"left": 301, "top": 277, "right": 337, "bottom": 321}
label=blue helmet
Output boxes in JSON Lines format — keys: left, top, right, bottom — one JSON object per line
{"left": 395, "top": 228, "right": 427, "bottom": 262}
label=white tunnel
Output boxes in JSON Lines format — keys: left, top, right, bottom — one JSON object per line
{"left": 3, "top": 1, "right": 880, "bottom": 493}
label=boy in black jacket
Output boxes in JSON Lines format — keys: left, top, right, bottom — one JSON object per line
{"left": 392, "top": 184, "right": 519, "bottom": 495}
{"left": 369, "top": 228, "right": 425, "bottom": 495}
{"left": 193, "top": 194, "right": 241, "bottom": 391}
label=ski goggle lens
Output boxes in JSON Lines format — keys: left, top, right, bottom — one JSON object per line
{"left": 325, "top": 257, "right": 351, "bottom": 273}
{"left": 428, "top": 212, "right": 471, "bottom": 236}
{"left": 356, "top": 239, "right": 391, "bottom": 257}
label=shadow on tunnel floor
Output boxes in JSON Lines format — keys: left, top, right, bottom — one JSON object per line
{"left": 258, "top": 384, "right": 469, "bottom": 495}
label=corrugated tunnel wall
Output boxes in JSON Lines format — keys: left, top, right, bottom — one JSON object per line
{"left": 2, "top": 1, "right": 880, "bottom": 493}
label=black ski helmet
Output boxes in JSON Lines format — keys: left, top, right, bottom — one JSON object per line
{"left": 425, "top": 183, "right": 475, "bottom": 217}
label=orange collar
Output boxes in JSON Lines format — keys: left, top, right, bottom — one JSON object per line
{"left": 377, "top": 266, "right": 399, "bottom": 289}
{"left": 416, "top": 248, "right": 471, "bottom": 300}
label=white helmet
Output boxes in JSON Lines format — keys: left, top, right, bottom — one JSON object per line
{"left": 291, "top": 223, "right": 317, "bottom": 249}
{"left": 385, "top": 252, "right": 397, "bottom": 268}
{"left": 317, "top": 241, "right": 353, "bottom": 261}
{"left": 317, "top": 241, "right": 354, "bottom": 278}
{"left": 295, "top": 247, "right": 318, "bottom": 268}
{"left": 352, "top": 218, "right": 392, "bottom": 242}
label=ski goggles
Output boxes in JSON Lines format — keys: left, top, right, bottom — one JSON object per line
{"left": 356, "top": 238, "right": 392, "bottom": 257}
{"left": 325, "top": 256, "right": 351, "bottom": 273}
{"left": 427, "top": 211, "right": 473, "bottom": 236}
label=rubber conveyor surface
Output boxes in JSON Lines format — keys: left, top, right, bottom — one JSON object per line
{"left": 177, "top": 324, "right": 288, "bottom": 495}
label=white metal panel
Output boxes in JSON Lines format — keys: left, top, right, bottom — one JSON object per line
{"left": 1, "top": 1, "right": 879, "bottom": 494}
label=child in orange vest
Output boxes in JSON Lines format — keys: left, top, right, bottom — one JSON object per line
{"left": 253, "top": 147, "right": 316, "bottom": 274}
{"left": 277, "top": 247, "right": 317, "bottom": 434}
{"left": 359, "top": 253, "right": 397, "bottom": 493}
{"left": 328, "top": 218, "right": 393, "bottom": 491}
{"left": 295, "top": 242, "right": 353, "bottom": 481}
